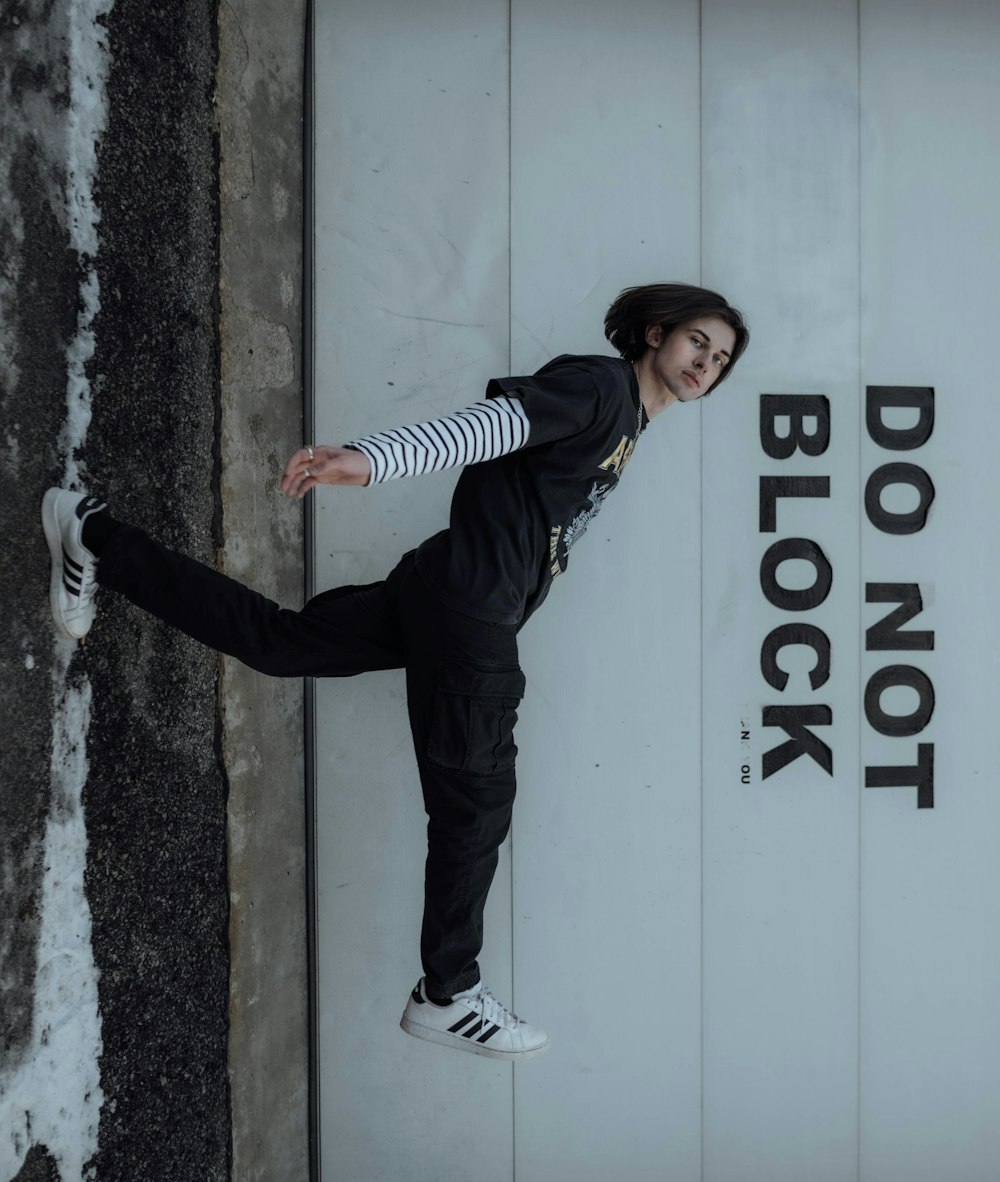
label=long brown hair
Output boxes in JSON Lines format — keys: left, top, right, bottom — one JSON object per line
{"left": 604, "top": 283, "right": 749, "bottom": 387}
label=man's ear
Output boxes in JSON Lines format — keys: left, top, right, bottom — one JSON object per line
{"left": 645, "top": 323, "right": 664, "bottom": 349}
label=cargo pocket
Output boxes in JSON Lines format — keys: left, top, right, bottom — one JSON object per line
{"left": 425, "top": 663, "right": 526, "bottom": 777}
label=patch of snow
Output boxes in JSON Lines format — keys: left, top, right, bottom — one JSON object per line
{"left": 61, "top": 267, "right": 101, "bottom": 493}
{"left": 0, "top": 650, "right": 104, "bottom": 1180}
{"left": 0, "top": 0, "right": 114, "bottom": 1178}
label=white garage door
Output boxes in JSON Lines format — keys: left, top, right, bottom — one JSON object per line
{"left": 310, "top": 2, "right": 1000, "bottom": 1178}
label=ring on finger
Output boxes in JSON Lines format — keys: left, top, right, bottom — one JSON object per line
{"left": 304, "top": 467, "right": 313, "bottom": 478}
{"left": 306, "top": 444, "right": 315, "bottom": 461}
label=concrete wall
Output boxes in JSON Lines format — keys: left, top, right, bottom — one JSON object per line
{"left": 1, "top": 1, "right": 309, "bottom": 1178}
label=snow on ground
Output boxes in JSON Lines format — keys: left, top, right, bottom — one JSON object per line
{"left": 0, "top": 0, "right": 114, "bottom": 1177}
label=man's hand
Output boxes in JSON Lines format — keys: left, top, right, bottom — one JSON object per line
{"left": 281, "top": 445, "right": 372, "bottom": 499}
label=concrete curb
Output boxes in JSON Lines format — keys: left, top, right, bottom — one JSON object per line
{"left": 217, "top": 1, "right": 309, "bottom": 1178}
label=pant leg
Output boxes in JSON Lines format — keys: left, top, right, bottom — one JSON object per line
{"left": 396, "top": 563, "right": 525, "bottom": 998}
{"left": 99, "top": 521, "right": 520, "bottom": 994}
{"left": 98, "top": 523, "right": 407, "bottom": 677}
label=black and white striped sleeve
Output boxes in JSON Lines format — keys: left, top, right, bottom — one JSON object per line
{"left": 346, "top": 395, "right": 531, "bottom": 485}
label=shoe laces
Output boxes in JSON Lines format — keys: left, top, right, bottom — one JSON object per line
{"left": 473, "top": 985, "right": 518, "bottom": 1032}
{"left": 76, "top": 552, "right": 99, "bottom": 608}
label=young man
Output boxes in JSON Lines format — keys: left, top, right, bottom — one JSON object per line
{"left": 42, "top": 282, "right": 748, "bottom": 1062}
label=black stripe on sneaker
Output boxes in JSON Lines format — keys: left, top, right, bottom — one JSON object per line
{"left": 462, "top": 1019, "right": 484, "bottom": 1039}
{"left": 448, "top": 1013, "right": 479, "bottom": 1034}
{"left": 476, "top": 1024, "right": 501, "bottom": 1044}
{"left": 63, "top": 555, "right": 82, "bottom": 595}
{"left": 64, "top": 552, "right": 83, "bottom": 576}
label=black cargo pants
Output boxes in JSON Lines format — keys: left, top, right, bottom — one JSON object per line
{"left": 98, "top": 526, "right": 525, "bottom": 998}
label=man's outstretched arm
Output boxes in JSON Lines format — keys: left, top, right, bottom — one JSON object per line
{"left": 280, "top": 395, "right": 530, "bottom": 499}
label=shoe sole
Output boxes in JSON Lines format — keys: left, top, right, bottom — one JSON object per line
{"left": 41, "top": 488, "right": 82, "bottom": 641}
{"left": 400, "top": 1015, "right": 549, "bottom": 1062}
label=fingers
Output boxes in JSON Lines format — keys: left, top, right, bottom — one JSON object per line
{"left": 281, "top": 446, "right": 342, "bottom": 498}
{"left": 280, "top": 445, "right": 371, "bottom": 497}
{"left": 281, "top": 446, "right": 320, "bottom": 498}
{"left": 282, "top": 446, "right": 313, "bottom": 479}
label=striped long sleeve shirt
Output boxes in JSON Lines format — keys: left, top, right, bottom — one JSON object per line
{"left": 346, "top": 396, "right": 530, "bottom": 485}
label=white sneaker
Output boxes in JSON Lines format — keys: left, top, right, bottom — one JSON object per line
{"left": 41, "top": 488, "right": 106, "bottom": 640}
{"left": 400, "top": 978, "right": 549, "bottom": 1062}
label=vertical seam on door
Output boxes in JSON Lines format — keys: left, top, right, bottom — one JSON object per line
{"left": 508, "top": 0, "right": 513, "bottom": 384}
{"left": 508, "top": 5, "right": 516, "bottom": 1178}
{"left": 302, "top": 4, "right": 320, "bottom": 1177}
{"left": 856, "top": 2, "right": 864, "bottom": 1180}
{"left": 697, "top": 2, "right": 705, "bottom": 1180}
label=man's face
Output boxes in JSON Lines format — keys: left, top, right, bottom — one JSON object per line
{"left": 645, "top": 316, "right": 737, "bottom": 402}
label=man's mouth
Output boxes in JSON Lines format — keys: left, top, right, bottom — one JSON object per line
{"left": 682, "top": 371, "right": 700, "bottom": 389}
